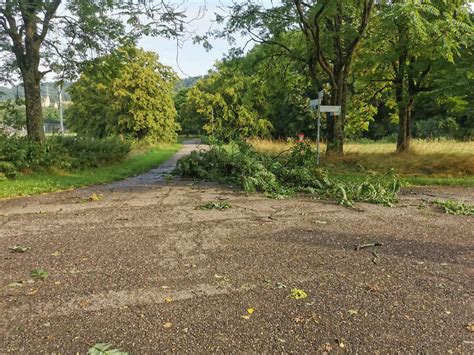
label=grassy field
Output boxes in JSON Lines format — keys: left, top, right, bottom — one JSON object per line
{"left": 0, "top": 143, "right": 181, "bottom": 199}
{"left": 250, "top": 139, "right": 474, "bottom": 186}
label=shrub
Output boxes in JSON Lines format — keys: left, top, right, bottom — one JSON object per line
{"left": 54, "top": 136, "right": 131, "bottom": 169}
{"left": 0, "top": 134, "right": 131, "bottom": 178}
{"left": 175, "top": 140, "right": 401, "bottom": 206}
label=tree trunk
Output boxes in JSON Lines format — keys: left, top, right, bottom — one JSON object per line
{"left": 326, "top": 71, "right": 345, "bottom": 154}
{"left": 396, "top": 99, "right": 413, "bottom": 153}
{"left": 23, "top": 69, "right": 45, "bottom": 141}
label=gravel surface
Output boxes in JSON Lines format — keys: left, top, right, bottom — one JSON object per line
{"left": 0, "top": 146, "right": 473, "bottom": 353}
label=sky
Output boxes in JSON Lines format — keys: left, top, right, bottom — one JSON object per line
{"left": 138, "top": 0, "right": 257, "bottom": 78}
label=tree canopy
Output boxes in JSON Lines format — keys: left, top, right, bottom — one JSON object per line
{"left": 67, "top": 45, "right": 179, "bottom": 142}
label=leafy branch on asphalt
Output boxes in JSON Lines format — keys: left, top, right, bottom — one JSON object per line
{"left": 176, "top": 141, "right": 401, "bottom": 207}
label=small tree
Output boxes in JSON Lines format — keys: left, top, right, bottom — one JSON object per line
{"left": 67, "top": 45, "right": 179, "bottom": 142}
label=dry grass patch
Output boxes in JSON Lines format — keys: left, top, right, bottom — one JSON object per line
{"left": 249, "top": 138, "right": 474, "bottom": 181}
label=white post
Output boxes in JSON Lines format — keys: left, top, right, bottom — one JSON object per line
{"left": 58, "top": 85, "right": 64, "bottom": 135}
{"left": 316, "top": 106, "right": 321, "bottom": 166}
{"left": 316, "top": 90, "right": 324, "bottom": 166}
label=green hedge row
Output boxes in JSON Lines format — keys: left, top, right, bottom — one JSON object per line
{"left": 0, "top": 135, "right": 131, "bottom": 179}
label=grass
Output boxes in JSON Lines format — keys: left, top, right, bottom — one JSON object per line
{"left": 249, "top": 138, "right": 474, "bottom": 186}
{"left": 0, "top": 143, "right": 181, "bottom": 199}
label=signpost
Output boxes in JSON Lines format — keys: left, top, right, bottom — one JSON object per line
{"left": 58, "top": 85, "right": 64, "bottom": 135}
{"left": 310, "top": 91, "right": 341, "bottom": 165}
{"left": 319, "top": 106, "right": 341, "bottom": 114}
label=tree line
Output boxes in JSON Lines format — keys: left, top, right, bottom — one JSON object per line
{"left": 1, "top": 0, "right": 472, "bottom": 154}
{"left": 183, "top": 0, "right": 473, "bottom": 153}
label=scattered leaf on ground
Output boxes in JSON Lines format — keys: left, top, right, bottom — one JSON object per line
{"left": 323, "top": 343, "right": 333, "bottom": 352}
{"left": 82, "top": 193, "right": 103, "bottom": 203}
{"left": 8, "top": 281, "right": 24, "bottom": 288}
{"left": 197, "top": 201, "right": 231, "bottom": 210}
{"left": 88, "top": 342, "right": 128, "bottom": 355}
{"left": 8, "top": 245, "right": 29, "bottom": 253}
{"left": 354, "top": 242, "right": 383, "bottom": 251}
{"left": 466, "top": 323, "right": 474, "bottom": 332}
{"left": 242, "top": 307, "right": 255, "bottom": 319}
{"left": 348, "top": 309, "right": 359, "bottom": 316}
{"left": 289, "top": 288, "right": 308, "bottom": 299}
{"left": 30, "top": 268, "right": 49, "bottom": 281}
{"left": 165, "top": 297, "right": 172, "bottom": 303}
{"left": 27, "top": 289, "right": 38, "bottom": 296}
{"left": 163, "top": 322, "right": 173, "bottom": 328}
{"left": 51, "top": 251, "right": 61, "bottom": 257}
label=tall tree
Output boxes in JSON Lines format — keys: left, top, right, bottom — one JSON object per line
{"left": 364, "top": 0, "right": 472, "bottom": 152}
{"left": 210, "top": 0, "right": 375, "bottom": 153}
{"left": 0, "top": 0, "right": 185, "bottom": 141}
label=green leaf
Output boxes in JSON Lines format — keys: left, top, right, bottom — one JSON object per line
{"left": 88, "top": 343, "right": 128, "bottom": 355}
{"left": 8, "top": 245, "right": 30, "bottom": 253}
{"left": 289, "top": 288, "right": 308, "bottom": 300}
{"left": 30, "top": 269, "right": 49, "bottom": 281}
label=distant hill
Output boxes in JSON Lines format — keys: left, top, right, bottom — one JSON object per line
{"left": 1, "top": 77, "right": 200, "bottom": 101}
{"left": 177, "top": 76, "right": 203, "bottom": 90}
{"left": 0, "top": 82, "right": 71, "bottom": 103}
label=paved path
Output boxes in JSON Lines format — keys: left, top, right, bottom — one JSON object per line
{"left": 0, "top": 143, "right": 472, "bottom": 353}
{"left": 106, "top": 139, "right": 208, "bottom": 189}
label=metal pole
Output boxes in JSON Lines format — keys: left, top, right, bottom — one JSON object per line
{"left": 316, "top": 103, "right": 321, "bottom": 166}
{"left": 58, "top": 85, "right": 64, "bottom": 135}
{"left": 316, "top": 90, "right": 324, "bottom": 166}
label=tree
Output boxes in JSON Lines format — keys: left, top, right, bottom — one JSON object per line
{"left": 179, "top": 65, "right": 272, "bottom": 141}
{"left": 363, "top": 0, "right": 472, "bottom": 152}
{"left": 229, "top": 40, "right": 316, "bottom": 139}
{"left": 211, "top": 0, "right": 375, "bottom": 153}
{"left": 0, "top": 0, "right": 186, "bottom": 141}
{"left": 67, "top": 45, "right": 179, "bottom": 142}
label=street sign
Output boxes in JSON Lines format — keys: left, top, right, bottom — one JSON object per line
{"left": 309, "top": 101, "right": 341, "bottom": 115}
{"left": 309, "top": 99, "right": 321, "bottom": 109}
{"left": 319, "top": 105, "right": 341, "bottom": 114}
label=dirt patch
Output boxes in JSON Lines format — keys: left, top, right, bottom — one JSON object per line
{"left": 0, "top": 175, "right": 473, "bottom": 352}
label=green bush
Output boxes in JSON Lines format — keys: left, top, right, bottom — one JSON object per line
{"left": 176, "top": 140, "right": 401, "bottom": 206}
{"left": 0, "top": 134, "right": 131, "bottom": 178}
{"left": 55, "top": 136, "right": 131, "bottom": 169}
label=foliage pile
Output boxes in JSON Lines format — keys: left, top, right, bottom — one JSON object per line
{"left": 434, "top": 200, "right": 474, "bottom": 216}
{"left": 0, "top": 135, "right": 130, "bottom": 179}
{"left": 176, "top": 141, "right": 401, "bottom": 206}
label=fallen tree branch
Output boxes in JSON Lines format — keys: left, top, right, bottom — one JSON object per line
{"left": 354, "top": 242, "right": 383, "bottom": 251}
